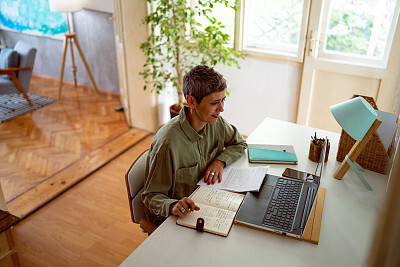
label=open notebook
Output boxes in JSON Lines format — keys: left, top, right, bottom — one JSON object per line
{"left": 176, "top": 186, "right": 245, "bottom": 237}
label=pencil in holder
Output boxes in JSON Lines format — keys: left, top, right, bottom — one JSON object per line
{"left": 309, "top": 134, "right": 330, "bottom": 162}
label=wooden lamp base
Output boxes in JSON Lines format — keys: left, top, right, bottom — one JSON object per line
{"left": 334, "top": 117, "right": 382, "bottom": 180}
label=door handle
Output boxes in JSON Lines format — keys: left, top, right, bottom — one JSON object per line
{"left": 308, "top": 30, "right": 317, "bottom": 56}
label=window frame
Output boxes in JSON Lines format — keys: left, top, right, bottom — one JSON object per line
{"left": 235, "top": 0, "right": 311, "bottom": 63}
{"left": 232, "top": 0, "right": 400, "bottom": 67}
{"left": 315, "top": 0, "right": 400, "bottom": 69}
{"left": 148, "top": 0, "right": 399, "bottom": 67}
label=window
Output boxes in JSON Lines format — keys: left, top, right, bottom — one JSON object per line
{"left": 319, "top": 0, "right": 399, "bottom": 67}
{"left": 194, "top": 0, "right": 237, "bottom": 47}
{"left": 148, "top": 0, "right": 399, "bottom": 64}
{"left": 242, "top": 0, "right": 309, "bottom": 61}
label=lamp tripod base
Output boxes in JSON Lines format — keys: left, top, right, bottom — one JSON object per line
{"left": 58, "top": 32, "right": 100, "bottom": 100}
{"left": 333, "top": 118, "right": 382, "bottom": 181}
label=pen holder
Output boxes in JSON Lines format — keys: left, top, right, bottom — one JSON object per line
{"left": 309, "top": 141, "right": 330, "bottom": 162}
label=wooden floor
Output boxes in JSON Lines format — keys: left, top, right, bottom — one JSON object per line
{"left": 13, "top": 136, "right": 153, "bottom": 266}
{"left": 0, "top": 75, "right": 154, "bottom": 266}
{"left": 0, "top": 75, "right": 151, "bottom": 219}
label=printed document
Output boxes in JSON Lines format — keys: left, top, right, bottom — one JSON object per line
{"left": 197, "top": 166, "right": 269, "bottom": 192}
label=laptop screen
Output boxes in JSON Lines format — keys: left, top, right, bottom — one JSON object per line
{"left": 314, "top": 137, "right": 329, "bottom": 181}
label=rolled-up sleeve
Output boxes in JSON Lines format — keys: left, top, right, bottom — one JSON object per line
{"left": 142, "top": 144, "right": 178, "bottom": 218}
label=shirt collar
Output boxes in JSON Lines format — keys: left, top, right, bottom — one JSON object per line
{"left": 179, "top": 106, "right": 206, "bottom": 142}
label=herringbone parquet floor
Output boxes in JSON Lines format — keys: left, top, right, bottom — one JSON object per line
{"left": 0, "top": 75, "right": 151, "bottom": 218}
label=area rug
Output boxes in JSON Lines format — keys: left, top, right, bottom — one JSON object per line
{"left": 0, "top": 93, "right": 56, "bottom": 123}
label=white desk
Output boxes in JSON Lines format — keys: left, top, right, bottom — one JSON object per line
{"left": 120, "top": 118, "right": 388, "bottom": 267}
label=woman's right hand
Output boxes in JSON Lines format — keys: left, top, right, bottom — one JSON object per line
{"left": 170, "top": 197, "right": 200, "bottom": 217}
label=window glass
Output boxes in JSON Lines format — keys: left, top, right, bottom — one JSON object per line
{"left": 324, "top": 0, "right": 397, "bottom": 59}
{"left": 194, "top": 0, "right": 236, "bottom": 47}
{"left": 243, "top": 0, "right": 305, "bottom": 55}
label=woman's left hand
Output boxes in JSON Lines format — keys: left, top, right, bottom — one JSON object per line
{"left": 203, "top": 159, "right": 225, "bottom": 185}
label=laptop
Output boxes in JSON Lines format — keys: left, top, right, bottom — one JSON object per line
{"left": 235, "top": 138, "right": 328, "bottom": 238}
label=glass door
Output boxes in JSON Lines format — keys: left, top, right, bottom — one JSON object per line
{"left": 297, "top": 0, "right": 400, "bottom": 132}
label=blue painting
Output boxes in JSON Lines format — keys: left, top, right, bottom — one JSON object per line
{"left": 0, "top": 0, "right": 68, "bottom": 39}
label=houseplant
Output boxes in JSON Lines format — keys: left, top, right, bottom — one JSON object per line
{"left": 139, "top": 0, "right": 243, "bottom": 117}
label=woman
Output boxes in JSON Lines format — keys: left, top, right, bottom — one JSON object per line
{"left": 142, "top": 65, "right": 247, "bottom": 226}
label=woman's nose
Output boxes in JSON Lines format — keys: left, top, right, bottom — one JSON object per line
{"left": 218, "top": 102, "right": 224, "bottom": 112}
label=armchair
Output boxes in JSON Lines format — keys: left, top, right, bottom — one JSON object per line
{"left": 0, "top": 40, "right": 37, "bottom": 106}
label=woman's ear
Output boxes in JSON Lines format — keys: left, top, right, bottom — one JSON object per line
{"left": 186, "top": 95, "right": 197, "bottom": 108}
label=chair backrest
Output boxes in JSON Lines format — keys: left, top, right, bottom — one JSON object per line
{"left": 125, "top": 149, "right": 149, "bottom": 224}
{"left": 0, "top": 34, "right": 5, "bottom": 47}
{"left": 14, "top": 40, "right": 37, "bottom": 91}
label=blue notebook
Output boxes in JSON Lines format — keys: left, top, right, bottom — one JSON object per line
{"left": 248, "top": 144, "right": 298, "bottom": 164}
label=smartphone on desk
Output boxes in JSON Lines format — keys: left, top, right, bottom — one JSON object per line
{"left": 282, "top": 168, "right": 317, "bottom": 182}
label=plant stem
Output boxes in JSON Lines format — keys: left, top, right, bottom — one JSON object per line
{"left": 172, "top": 0, "right": 184, "bottom": 105}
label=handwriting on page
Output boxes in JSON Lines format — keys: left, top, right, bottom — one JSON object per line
{"left": 191, "top": 187, "right": 243, "bottom": 212}
{"left": 178, "top": 204, "right": 235, "bottom": 234}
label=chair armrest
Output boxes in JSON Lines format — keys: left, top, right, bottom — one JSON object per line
{"left": 0, "top": 67, "right": 32, "bottom": 75}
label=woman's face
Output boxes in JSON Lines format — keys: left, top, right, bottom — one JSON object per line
{"left": 192, "top": 90, "right": 226, "bottom": 125}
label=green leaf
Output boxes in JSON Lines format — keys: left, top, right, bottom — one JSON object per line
{"left": 139, "top": 0, "right": 243, "bottom": 94}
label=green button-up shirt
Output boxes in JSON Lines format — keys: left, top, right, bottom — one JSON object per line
{"left": 142, "top": 107, "right": 247, "bottom": 225}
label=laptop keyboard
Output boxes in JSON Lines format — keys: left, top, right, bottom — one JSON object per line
{"left": 262, "top": 178, "right": 303, "bottom": 232}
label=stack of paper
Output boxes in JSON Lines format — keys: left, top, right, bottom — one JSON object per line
{"left": 197, "top": 166, "right": 269, "bottom": 192}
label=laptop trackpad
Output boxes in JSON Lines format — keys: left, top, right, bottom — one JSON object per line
{"left": 258, "top": 185, "right": 274, "bottom": 199}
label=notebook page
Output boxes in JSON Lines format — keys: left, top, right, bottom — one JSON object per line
{"left": 177, "top": 203, "right": 235, "bottom": 236}
{"left": 190, "top": 186, "right": 244, "bottom": 212}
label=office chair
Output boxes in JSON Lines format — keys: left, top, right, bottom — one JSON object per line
{"left": 125, "top": 149, "right": 157, "bottom": 236}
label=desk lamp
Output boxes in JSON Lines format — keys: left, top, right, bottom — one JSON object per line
{"left": 330, "top": 97, "right": 382, "bottom": 190}
{"left": 49, "top": 0, "right": 99, "bottom": 99}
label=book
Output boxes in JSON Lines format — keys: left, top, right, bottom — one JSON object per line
{"left": 176, "top": 186, "right": 245, "bottom": 237}
{"left": 248, "top": 144, "right": 298, "bottom": 164}
{"left": 196, "top": 166, "right": 269, "bottom": 192}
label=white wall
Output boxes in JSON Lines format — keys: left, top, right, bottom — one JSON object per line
{"left": 157, "top": 57, "right": 301, "bottom": 136}
{"left": 1, "top": 9, "right": 119, "bottom": 92}
{"left": 217, "top": 58, "right": 301, "bottom": 136}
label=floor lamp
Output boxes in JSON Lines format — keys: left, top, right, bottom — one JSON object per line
{"left": 330, "top": 97, "right": 381, "bottom": 190}
{"left": 49, "top": 0, "right": 99, "bottom": 99}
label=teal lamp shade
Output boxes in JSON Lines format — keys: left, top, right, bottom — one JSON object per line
{"left": 330, "top": 97, "right": 378, "bottom": 141}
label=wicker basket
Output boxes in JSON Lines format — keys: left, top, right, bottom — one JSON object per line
{"left": 336, "top": 95, "right": 389, "bottom": 174}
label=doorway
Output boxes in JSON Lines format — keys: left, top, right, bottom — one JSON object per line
{"left": 297, "top": 0, "right": 400, "bottom": 132}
